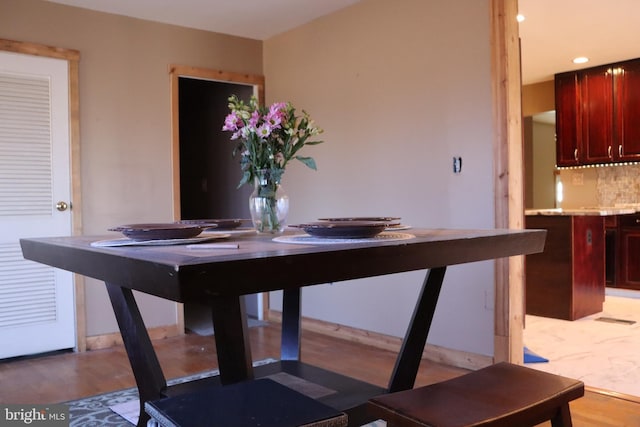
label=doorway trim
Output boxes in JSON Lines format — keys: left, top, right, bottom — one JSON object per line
{"left": 490, "top": 0, "right": 524, "bottom": 364}
{"left": 0, "top": 38, "right": 85, "bottom": 351}
{"left": 168, "top": 65, "right": 266, "bottom": 327}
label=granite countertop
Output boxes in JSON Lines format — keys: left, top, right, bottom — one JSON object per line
{"left": 525, "top": 207, "right": 638, "bottom": 216}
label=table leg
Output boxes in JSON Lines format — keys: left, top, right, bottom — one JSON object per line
{"left": 281, "top": 287, "right": 302, "bottom": 361}
{"left": 105, "top": 283, "right": 167, "bottom": 427}
{"left": 209, "top": 295, "right": 254, "bottom": 384}
{"left": 387, "top": 266, "right": 447, "bottom": 392}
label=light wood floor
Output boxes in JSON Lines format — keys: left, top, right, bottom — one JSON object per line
{"left": 1, "top": 322, "right": 639, "bottom": 426}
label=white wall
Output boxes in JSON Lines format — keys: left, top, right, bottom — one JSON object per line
{"left": 264, "top": 0, "right": 497, "bottom": 356}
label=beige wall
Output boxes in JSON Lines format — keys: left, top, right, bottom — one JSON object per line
{"left": 3, "top": 0, "right": 512, "bottom": 359}
{"left": 1, "top": 0, "right": 262, "bottom": 336}
{"left": 264, "top": 0, "right": 498, "bottom": 357}
{"left": 531, "top": 121, "right": 556, "bottom": 208}
{"left": 522, "top": 80, "right": 554, "bottom": 117}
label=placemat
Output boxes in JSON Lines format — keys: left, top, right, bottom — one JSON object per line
{"left": 273, "top": 232, "right": 415, "bottom": 245}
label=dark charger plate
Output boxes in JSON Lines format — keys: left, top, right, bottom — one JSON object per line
{"left": 317, "top": 216, "right": 401, "bottom": 228}
{"left": 176, "top": 218, "right": 245, "bottom": 230}
{"left": 290, "top": 221, "right": 388, "bottom": 239}
{"left": 109, "top": 223, "right": 203, "bottom": 240}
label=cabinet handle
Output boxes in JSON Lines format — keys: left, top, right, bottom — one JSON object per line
{"left": 619, "top": 145, "right": 623, "bottom": 157}
{"left": 574, "top": 148, "right": 578, "bottom": 161}
{"left": 636, "top": 219, "right": 640, "bottom": 224}
{"left": 608, "top": 146, "right": 612, "bottom": 158}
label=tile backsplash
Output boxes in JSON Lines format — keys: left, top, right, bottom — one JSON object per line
{"left": 597, "top": 164, "right": 640, "bottom": 206}
{"left": 557, "top": 164, "right": 640, "bottom": 208}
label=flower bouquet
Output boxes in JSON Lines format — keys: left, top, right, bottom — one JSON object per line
{"left": 222, "top": 95, "right": 323, "bottom": 232}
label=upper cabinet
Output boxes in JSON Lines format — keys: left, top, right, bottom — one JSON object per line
{"left": 555, "top": 58, "right": 640, "bottom": 167}
{"left": 614, "top": 60, "right": 640, "bottom": 162}
{"left": 555, "top": 72, "right": 581, "bottom": 166}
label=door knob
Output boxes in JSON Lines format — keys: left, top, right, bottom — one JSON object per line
{"left": 56, "top": 201, "right": 69, "bottom": 211}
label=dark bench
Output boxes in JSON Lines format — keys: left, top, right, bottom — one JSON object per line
{"left": 145, "top": 378, "right": 347, "bottom": 427}
{"left": 367, "top": 362, "right": 584, "bottom": 427}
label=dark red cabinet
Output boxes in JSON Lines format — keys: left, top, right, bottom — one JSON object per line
{"left": 555, "top": 58, "right": 640, "bottom": 166}
{"left": 580, "top": 65, "right": 614, "bottom": 164}
{"left": 525, "top": 215, "right": 605, "bottom": 320}
{"left": 555, "top": 72, "right": 581, "bottom": 166}
{"left": 614, "top": 60, "right": 640, "bottom": 161}
{"left": 617, "top": 214, "right": 640, "bottom": 290}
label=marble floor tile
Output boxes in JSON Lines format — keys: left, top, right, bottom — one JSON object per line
{"left": 524, "top": 292, "right": 640, "bottom": 397}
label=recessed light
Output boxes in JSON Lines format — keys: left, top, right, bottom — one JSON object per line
{"left": 516, "top": 14, "right": 525, "bottom": 22}
{"left": 573, "top": 57, "right": 589, "bottom": 64}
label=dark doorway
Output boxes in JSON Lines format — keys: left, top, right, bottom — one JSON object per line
{"left": 177, "top": 77, "right": 261, "bottom": 327}
{"left": 178, "top": 78, "right": 253, "bottom": 219}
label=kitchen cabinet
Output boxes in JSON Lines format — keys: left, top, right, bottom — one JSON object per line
{"left": 580, "top": 65, "right": 614, "bottom": 164}
{"left": 525, "top": 215, "right": 605, "bottom": 320}
{"left": 614, "top": 60, "right": 640, "bottom": 161}
{"left": 555, "top": 72, "right": 581, "bottom": 166}
{"left": 605, "top": 215, "right": 617, "bottom": 286}
{"left": 555, "top": 58, "right": 640, "bottom": 166}
{"left": 616, "top": 213, "right": 640, "bottom": 290}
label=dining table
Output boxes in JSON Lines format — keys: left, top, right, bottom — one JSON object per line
{"left": 20, "top": 227, "right": 546, "bottom": 427}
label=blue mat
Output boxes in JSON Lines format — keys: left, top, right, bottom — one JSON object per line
{"left": 524, "top": 346, "right": 549, "bottom": 363}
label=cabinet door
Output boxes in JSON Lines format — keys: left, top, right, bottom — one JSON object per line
{"left": 555, "top": 72, "right": 581, "bottom": 166}
{"left": 580, "top": 66, "right": 614, "bottom": 164}
{"left": 619, "top": 228, "right": 640, "bottom": 290}
{"left": 614, "top": 59, "right": 640, "bottom": 161}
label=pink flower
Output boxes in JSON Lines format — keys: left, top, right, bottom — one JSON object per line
{"left": 265, "top": 111, "right": 282, "bottom": 128}
{"left": 222, "top": 113, "right": 242, "bottom": 131}
{"left": 265, "top": 102, "right": 287, "bottom": 128}
{"left": 249, "top": 111, "right": 260, "bottom": 128}
{"left": 257, "top": 123, "right": 272, "bottom": 138}
{"left": 270, "top": 102, "right": 287, "bottom": 114}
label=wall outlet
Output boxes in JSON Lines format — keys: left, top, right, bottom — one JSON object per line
{"left": 453, "top": 156, "right": 462, "bottom": 173}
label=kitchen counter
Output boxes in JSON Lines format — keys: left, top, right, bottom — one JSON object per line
{"left": 525, "top": 207, "right": 637, "bottom": 216}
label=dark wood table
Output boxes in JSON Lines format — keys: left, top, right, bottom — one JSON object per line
{"left": 20, "top": 228, "right": 545, "bottom": 426}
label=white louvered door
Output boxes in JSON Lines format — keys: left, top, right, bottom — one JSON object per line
{"left": 0, "top": 51, "right": 75, "bottom": 358}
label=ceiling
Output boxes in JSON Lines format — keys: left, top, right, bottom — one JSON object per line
{"left": 519, "top": 0, "right": 640, "bottom": 84}
{"left": 46, "top": 0, "right": 640, "bottom": 85}
{"left": 45, "top": 0, "right": 362, "bottom": 41}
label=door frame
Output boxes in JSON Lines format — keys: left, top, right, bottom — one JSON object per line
{"left": 490, "top": 0, "right": 524, "bottom": 364}
{"left": 0, "top": 38, "right": 85, "bottom": 351}
{"left": 168, "top": 64, "right": 266, "bottom": 327}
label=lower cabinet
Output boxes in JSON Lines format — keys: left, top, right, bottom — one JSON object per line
{"left": 525, "top": 215, "right": 605, "bottom": 320}
{"left": 617, "top": 214, "right": 640, "bottom": 290}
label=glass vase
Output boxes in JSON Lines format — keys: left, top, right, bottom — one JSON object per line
{"left": 249, "top": 169, "right": 289, "bottom": 234}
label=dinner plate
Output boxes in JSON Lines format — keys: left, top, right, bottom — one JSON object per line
{"left": 289, "top": 221, "right": 388, "bottom": 239}
{"left": 109, "top": 223, "right": 203, "bottom": 240}
{"left": 318, "top": 216, "right": 401, "bottom": 226}
{"left": 176, "top": 218, "right": 246, "bottom": 230}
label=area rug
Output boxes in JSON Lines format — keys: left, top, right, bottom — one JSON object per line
{"left": 65, "top": 359, "right": 276, "bottom": 426}
{"left": 64, "top": 358, "right": 386, "bottom": 426}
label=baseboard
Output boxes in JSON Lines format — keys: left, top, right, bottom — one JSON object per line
{"left": 85, "top": 324, "right": 183, "bottom": 351}
{"left": 267, "top": 310, "right": 492, "bottom": 371}
{"left": 84, "top": 314, "right": 492, "bottom": 372}
{"left": 586, "top": 385, "right": 640, "bottom": 404}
